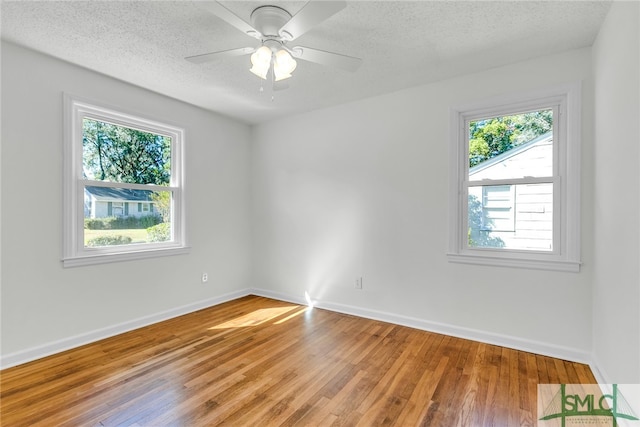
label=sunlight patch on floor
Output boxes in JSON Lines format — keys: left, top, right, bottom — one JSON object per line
{"left": 208, "top": 306, "right": 301, "bottom": 329}
{"left": 273, "top": 306, "right": 309, "bottom": 325}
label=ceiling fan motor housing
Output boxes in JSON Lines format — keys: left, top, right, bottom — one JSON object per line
{"left": 250, "top": 5, "right": 292, "bottom": 39}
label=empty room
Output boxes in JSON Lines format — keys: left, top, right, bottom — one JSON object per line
{"left": 1, "top": 0, "right": 638, "bottom": 426}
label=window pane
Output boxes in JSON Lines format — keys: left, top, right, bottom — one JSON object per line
{"left": 83, "top": 186, "right": 172, "bottom": 247}
{"left": 468, "top": 109, "right": 553, "bottom": 180}
{"left": 468, "top": 183, "right": 553, "bottom": 251}
{"left": 82, "top": 118, "right": 171, "bottom": 185}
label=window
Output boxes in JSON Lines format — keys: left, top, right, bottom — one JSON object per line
{"left": 476, "top": 185, "right": 515, "bottom": 232}
{"left": 111, "top": 201, "right": 124, "bottom": 217}
{"left": 448, "top": 85, "right": 581, "bottom": 272}
{"left": 63, "top": 95, "right": 187, "bottom": 267}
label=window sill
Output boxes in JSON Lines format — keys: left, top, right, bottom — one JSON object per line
{"left": 447, "top": 253, "right": 581, "bottom": 272}
{"left": 63, "top": 246, "right": 190, "bottom": 268}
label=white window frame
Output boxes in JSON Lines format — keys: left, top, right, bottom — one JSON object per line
{"left": 447, "top": 84, "right": 581, "bottom": 272}
{"left": 63, "top": 94, "right": 188, "bottom": 267}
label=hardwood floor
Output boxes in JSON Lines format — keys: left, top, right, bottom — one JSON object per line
{"left": 1, "top": 295, "right": 596, "bottom": 426}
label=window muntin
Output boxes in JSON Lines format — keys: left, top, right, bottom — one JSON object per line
{"left": 64, "top": 95, "right": 187, "bottom": 267}
{"left": 448, "top": 85, "right": 581, "bottom": 272}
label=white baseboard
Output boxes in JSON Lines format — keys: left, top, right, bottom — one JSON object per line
{"left": 251, "top": 287, "right": 308, "bottom": 306}
{"left": 252, "top": 287, "right": 592, "bottom": 364}
{"left": 589, "top": 355, "right": 610, "bottom": 385}
{"left": 1, "top": 287, "right": 592, "bottom": 370}
{"left": 0, "top": 288, "right": 252, "bottom": 369}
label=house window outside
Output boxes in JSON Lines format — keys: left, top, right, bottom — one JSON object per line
{"left": 475, "top": 184, "right": 516, "bottom": 232}
{"left": 448, "top": 85, "right": 581, "bottom": 272}
{"left": 63, "top": 95, "right": 187, "bottom": 267}
{"left": 111, "top": 201, "right": 124, "bottom": 217}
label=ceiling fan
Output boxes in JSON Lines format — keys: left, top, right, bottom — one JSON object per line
{"left": 186, "top": 1, "right": 362, "bottom": 86}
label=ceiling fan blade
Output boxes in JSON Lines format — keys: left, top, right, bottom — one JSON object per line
{"left": 196, "top": 1, "right": 262, "bottom": 39}
{"left": 291, "top": 46, "right": 362, "bottom": 72}
{"left": 185, "top": 47, "right": 254, "bottom": 64}
{"left": 278, "top": 1, "right": 346, "bottom": 41}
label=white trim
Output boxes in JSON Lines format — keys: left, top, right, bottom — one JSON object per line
{"left": 589, "top": 355, "right": 611, "bottom": 385}
{"left": 251, "top": 287, "right": 590, "bottom": 363}
{"left": 251, "top": 287, "right": 309, "bottom": 306}
{"left": 0, "top": 289, "right": 252, "bottom": 370}
{"left": 447, "top": 252, "right": 581, "bottom": 272}
{"left": 63, "top": 94, "right": 188, "bottom": 267}
{"left": 62, "top": 246, "right": 191, "bottom": 268}
{"left": 448, "top": 83, "right": 582, "bottom": 271}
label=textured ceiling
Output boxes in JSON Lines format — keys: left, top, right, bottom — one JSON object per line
{"left": 1, "top": 1, "right": 611, "bottom": 124}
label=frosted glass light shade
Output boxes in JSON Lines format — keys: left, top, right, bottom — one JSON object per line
{"left": 250, "top": 46, "right": 272, "bottom": 80}
{"left": 273, "top": 49, "right": 297, "bottom": 81}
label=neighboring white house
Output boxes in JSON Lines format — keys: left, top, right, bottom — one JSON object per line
{"left": 84, "top": 186, "right": 157, "bottom": 219}
{"left": 468, "top": 131, "right": 553, "bottom": 251}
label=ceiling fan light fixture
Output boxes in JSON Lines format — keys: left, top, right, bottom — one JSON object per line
{"left": 250, "top": 45, "right": 272, "bottom": 80}
{"left": 250, "top": 63, "right": 270, "bottom": 80}
{"left": 273, "top": 71, "right": 292, "bottom": 82}
{"left": 251, "top": 45, "right": 272, "bottom": 66}
{"left": 188, "top": 1, "right": 362, "bottom": 88}
{"left": 273, "top": 49, "right": 297, "bottom": 81}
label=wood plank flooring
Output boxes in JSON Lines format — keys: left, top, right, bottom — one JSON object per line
{"left": 0, "top": 295, "right": 596, "bottom": 426}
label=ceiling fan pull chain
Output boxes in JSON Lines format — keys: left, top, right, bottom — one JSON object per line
{"left": 269, "top": 64, "right": 276, "bottom": 102}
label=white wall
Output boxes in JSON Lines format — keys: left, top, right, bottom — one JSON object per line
{"left": 592, "top": 1, "right": 640, "bottom": 384}
{"left": 1, "top": 42, "right": 253, "bottom": 366}
{"left": 251, "top": 48, "right": 595, "bottom": 361}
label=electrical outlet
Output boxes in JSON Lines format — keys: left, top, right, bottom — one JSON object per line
{"left": 202, "top": 273, "right": 208, "bottom": 283}
{"left": 355, "top": 277, "right": 363, "bottom": 289}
